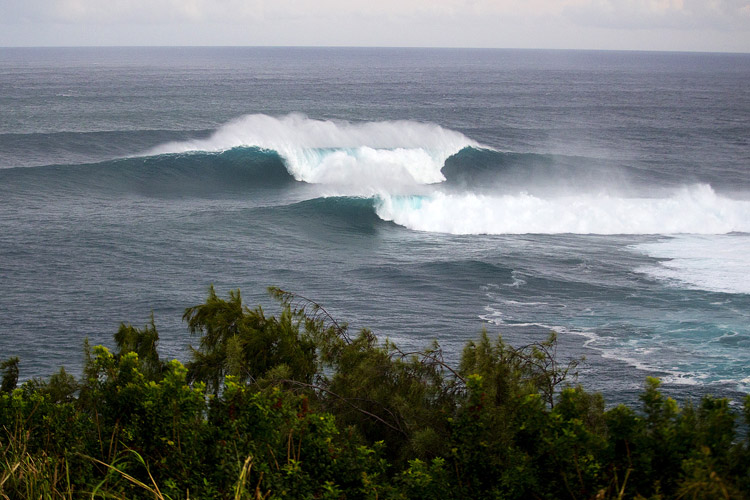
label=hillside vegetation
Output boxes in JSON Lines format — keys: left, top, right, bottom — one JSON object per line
{"left": 1, "top": 287, "right": 748, "bottom": 499}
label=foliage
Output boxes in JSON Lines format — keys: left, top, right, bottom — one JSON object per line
{"left": 114, "top": 314, "right": 164, "bottom": 381}
{"left": 0, "top": 357, "right": 19, "bottom": 394}
{"left": 0, "top": 286, "right": 748, "bottom": 499}
{"left": 184, "top": 286, "right": 317, "bottom": 394}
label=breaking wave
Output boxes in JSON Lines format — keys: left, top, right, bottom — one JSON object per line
{"left": 27, "top": 114, "right": 746, "bottom": 237}
{"left": 375, "top": 185, "right": 750, "bottom": 235}
{"left": 149, "top": 113, "right": 477, "bottom": 192}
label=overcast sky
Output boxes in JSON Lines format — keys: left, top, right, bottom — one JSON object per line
{"left": 2, "top": 0, "right": 749, "bottom": 52}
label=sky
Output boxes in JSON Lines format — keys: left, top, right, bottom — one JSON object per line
{"left": 1, "top": 0, "right": 749, "bottom": 52}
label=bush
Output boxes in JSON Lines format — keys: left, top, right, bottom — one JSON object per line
{"left": 0, "top": 286, "right": 747, "bottom": 499}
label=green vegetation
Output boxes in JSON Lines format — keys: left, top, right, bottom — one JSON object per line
{"left": 1, "top": 286, "right": 749, "bottom": 499}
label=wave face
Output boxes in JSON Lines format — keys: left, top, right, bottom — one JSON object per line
{"left": 375, "top": 185, "right": 750, "bottom": 235}
{"left": 441, "top": 149, "right": 638, "bottom": 192}
{"left": 149, "top": 113, "right": 477, "bottom": 192}
{"left": 0, "top": 147, "right": 295, "bottom": 199}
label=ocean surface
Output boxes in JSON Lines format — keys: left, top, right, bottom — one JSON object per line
{"left": 1, "top": 47, "right": 749, "bottom": 404}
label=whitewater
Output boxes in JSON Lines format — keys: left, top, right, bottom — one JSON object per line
{"left": 1, "top": 47, "right": 749, "bottom": 403}
{"left": 150, "top": 113, "right": 750, "bottom": 237}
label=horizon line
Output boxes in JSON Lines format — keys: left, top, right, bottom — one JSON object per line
{"left": 1, "top": 44, "right": 749, "bottom": 55}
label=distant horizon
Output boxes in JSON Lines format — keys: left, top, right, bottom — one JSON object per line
{"left": 3, "top": 45, "right": 749, "bottom": 55}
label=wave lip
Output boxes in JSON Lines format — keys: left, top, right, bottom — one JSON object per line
{"left": 375, "top": 184, "right": 750, "bottom": 235}
{"left": 148, "top": 113, "right": 478, "bottom": 192}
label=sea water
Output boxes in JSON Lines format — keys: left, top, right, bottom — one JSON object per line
{"left": 0, "top": 47, "right": 748, "bottom": 404}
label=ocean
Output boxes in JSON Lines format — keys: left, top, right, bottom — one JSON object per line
{"left": 1, "top": 47, "right": 748, "bottom": 404}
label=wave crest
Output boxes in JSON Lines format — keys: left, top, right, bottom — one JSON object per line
{"left": 149, "top": 113, "right": 477, "bottom": 191}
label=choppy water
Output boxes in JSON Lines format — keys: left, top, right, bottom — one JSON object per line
{"left": 1, "top": 47, "right": 748, "bottom": 403}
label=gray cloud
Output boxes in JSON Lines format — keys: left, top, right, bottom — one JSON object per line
{"left": 564, "top": 0, "right": 750, "bottom": 30}
{"left": 1, "top": 0, "right": 748, "bottom": 51}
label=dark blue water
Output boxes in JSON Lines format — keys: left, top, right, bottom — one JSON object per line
{"left": 1, "top": 47, "right": 749, "bottom": 404}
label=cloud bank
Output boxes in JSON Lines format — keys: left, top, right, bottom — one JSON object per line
{"left": 2, "top": 0, "right": 749, "bottom": 51}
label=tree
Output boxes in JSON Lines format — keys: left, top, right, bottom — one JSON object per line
{"left": 114, "top": 313, "right": 164, "bottom": 381}
{"left": 0, "top": 356, "right": 19, "bottom": 393}
{"left": 183, "top": 286, "right": 317, "bottom": 393}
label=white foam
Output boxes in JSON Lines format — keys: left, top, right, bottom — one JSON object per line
{"left": 481, "top": 300, "right": 728, "bottom": 386}
{"left": 375, "top": 185, "right": 750, "bottom": 235}
{"left": 556, "top": 327, "right": 710, "bottom": 387}
{"left": 633, "top": 234, "right": 750, "bottom": 295}
{"left": 149, "top": 113, "right": 476, "bottom": 192}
